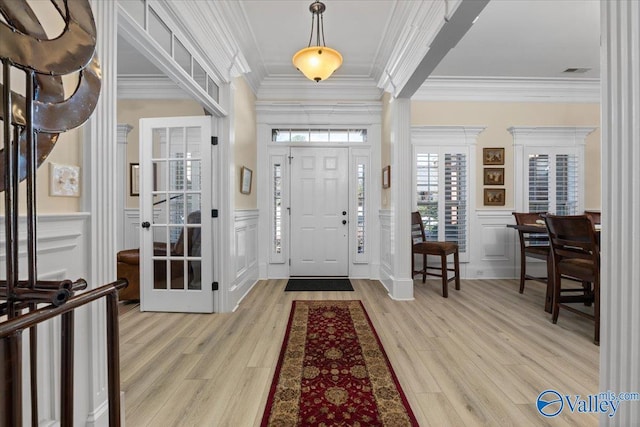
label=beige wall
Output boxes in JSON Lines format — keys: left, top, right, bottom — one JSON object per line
{"left": 117, "top": 99, "right": 205, "bottom": 208}
{"left": 233, "top": 76, "right": 257, "bottom": 209}
{"left": 411, "top": 101, "right": 601, "bottom": 210}
{"left": 0, "top": 129, "right": 83, "bottom": 215}
{"left": 381, "top": 92, "right": 392, "bottom": 209}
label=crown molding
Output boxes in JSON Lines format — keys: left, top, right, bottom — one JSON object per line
{"left": 255, "top": 101, "right": 383, "bottom": 126}
{"left": 508, "top": 126, "right": 596, "bottom": 146}
{"left": 216, "top": 1, "right": 266, "bottom": 94}
{"left": 158, "top": 0, "right": 251, "bottom": 83}
{"left": 377, "top": 0, "right": 461, "bottom": 96}
{"left": 117, "top": 75, "right": 191, "bottom": 100}
{"left": 411, "top": 125, "right": 486, "bottom": 144}
{"left": 257, "top": 76, "right": 383, "bottom": 102}
{"left": 413, "top": 76, "right": 600, "bottom": 103}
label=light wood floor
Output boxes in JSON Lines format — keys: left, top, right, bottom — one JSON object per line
{"left": 118, "top": 278, "right": 599, "bottom": 426}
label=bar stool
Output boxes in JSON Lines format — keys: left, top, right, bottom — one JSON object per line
{"left": 411, "top": 212, "right": 460, "bottom": 297}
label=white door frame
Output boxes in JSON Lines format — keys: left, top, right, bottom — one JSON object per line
{"left": 139, "top": 115, "right": 215, "bottom": 313}
{"left": 255, "top": 102, "right": 382, "bottom": 281}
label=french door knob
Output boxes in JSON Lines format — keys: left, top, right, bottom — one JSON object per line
{"left": 342, "top": 211, "right": 347, "bottom": 215}
{"left": 141, "top": 221, "right": 151, "bottom": 229}
{"left": 342, "top": 220, "right": 347, "bottom": 225}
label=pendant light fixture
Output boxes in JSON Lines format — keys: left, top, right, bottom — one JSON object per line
{"left": 292, "top": 1, "right": 343, "bottom": 82}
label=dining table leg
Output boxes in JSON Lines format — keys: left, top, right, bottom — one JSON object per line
{"left": 545, "top": 251, "right": 554, "bottom": 313}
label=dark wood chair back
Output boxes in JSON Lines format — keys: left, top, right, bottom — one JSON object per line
{"left": 584, "top": 210, "right": 601, "bottom": 226}
{"left": 411, "top": 211, "right": 426, "bottom": 244}
{"left": 544, "top": 214, "right": 600, "bottom": 345}
{"left": 512, "top": 212, "right": 550, "bottom": 293}
{"left": 411, "top": 211, "right": 460, "bottom": 297}
{"left": 545, "top": 215, "right": 599, "bottom": 266}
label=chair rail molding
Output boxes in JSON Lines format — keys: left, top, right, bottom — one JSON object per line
{"left": 230, "top": 210, "right": 259, "bottom": 311}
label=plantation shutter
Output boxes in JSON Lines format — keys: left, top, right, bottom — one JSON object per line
{"left": 528, "top": 154, "right": 549, "bottom": 213}
{"left": 527, "top": 152, "right": 579, "bottom": 215}
{"left": 416, "top": 153, "right": 439, "bottom": 241}
{"left": 555, "top": 154, "right": 579, "bottom": 215}
{"left": 444, "top": 153, "right": 467, "bottom": 253}
{"left": 415, "top": 150, "right": 468, "bottom": 254}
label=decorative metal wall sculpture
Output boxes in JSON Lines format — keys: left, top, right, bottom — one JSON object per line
{"left": 1, "top": 1, "right": 124, "bottom": 426}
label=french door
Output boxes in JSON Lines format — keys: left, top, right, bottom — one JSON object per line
{"left": 139, "top": 116, "right": 214, "bottom": 313}
{"left": 290, "top": 147, "right": 349, "bottom": 276}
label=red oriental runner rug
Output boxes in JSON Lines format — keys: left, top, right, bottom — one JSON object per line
{"left": 261, "top": 300, "right": 419, "bottom": 426}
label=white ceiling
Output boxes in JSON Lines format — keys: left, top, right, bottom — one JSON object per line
{"left": 117, "top": 0, "right": 601, "bottom": 90}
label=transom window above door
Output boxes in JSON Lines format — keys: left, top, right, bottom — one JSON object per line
{"left": 272, "top": 129, "right": 367, "bottom": 143}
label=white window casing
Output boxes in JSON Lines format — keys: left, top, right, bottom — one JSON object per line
{"left": 412, "top": 126, "right": 485, "bottom": 263}
{"left": 510, "top": 127, "right": 595, "bottom": 214}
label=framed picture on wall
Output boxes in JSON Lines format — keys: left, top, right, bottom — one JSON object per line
{"left": 241, "top": 166, "right": 253, "bottom": 194}
{"left": 484, "top": 188, "right": 505, "bottom": 206}
{"left": 483, "top": 147, "right": 505, "bottom": 165}
{"left": 483, "top": 168, "right": 505, "bottom": 185}
{"left": 130, "top": 163, "right": 140, "bottom": 196}
{"left": 49, "top": 163, "right": 80, "bottom": 197}
{"left": 382, "top": 165, "right": 390, "bottom": 189}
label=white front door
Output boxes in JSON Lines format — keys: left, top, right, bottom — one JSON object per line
{"left": 290, "top": 147, "right": 349, "bottom": 276}
{"left": 139, "top": 116, "right": 214, "bottom": 313}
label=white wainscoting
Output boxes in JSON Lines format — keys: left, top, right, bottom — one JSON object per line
{"left": 380, "top": 209, "right": 518, "bottom": 284}
{"left": 378, "top": 210, "right": 392, "bottom": 293}
{"left": 1, "top": 213, "right": 90, "bottom": 426}
{"left": 123, "top": 208, "right": 141, "bottom": 250}
{"left": 467, "top": 210, "right": 517, "bottom": 279}
{"left": 229, "top": 210, "right": 259, "bottom": 311}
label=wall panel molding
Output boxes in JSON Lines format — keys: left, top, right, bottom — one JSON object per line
{"left": 229, "top": 210, "right": 259, "bottom": 311}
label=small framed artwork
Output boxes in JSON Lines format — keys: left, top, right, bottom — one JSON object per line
{"left": 49, "top": 163, "right": 80, "bottom": 197}
{"left": 241, "top": 166, "right": 253, "bottom": 194}
{"left": 484, "top": 188, "right": 506, "bottom": 206}
{"left": 382, "top": 165, "right": 391, "bottom": 189}
{"left": 483, "top": 147, "right": 505, "bottom": 165}
{"left": 483, "top": 168, "right": 505, "bottom": 185}
{"left": 130, "top": 163, "right": 140, "bottom": 196}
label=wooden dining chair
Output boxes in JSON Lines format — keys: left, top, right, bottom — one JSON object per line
{"left": 512, "top": 212, "right": 551, "bottom": 293}
{"left": 584, "top": 210, "right": 601, "bottom": 226}
{"left": 544, "top": 214, "right": 600, "bottom": 345}
{"left": 411, "top": 212, "right": 460, "bottom": 297}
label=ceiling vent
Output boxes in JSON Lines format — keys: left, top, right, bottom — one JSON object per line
{"left": 563, "top": 67, "right": 591, "bottom": 73}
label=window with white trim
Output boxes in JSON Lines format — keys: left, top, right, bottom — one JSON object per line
{"left": 415, "top": 150, "right": 468, "bottom": 253}
{"left": 412, "top": 126, "right": 483, "bottom": 261}
{"left": 510, "top": 127, "right": 592, "bottom": 215}
{"left": 271, "top": 129, "right": 367, "bottom": 143}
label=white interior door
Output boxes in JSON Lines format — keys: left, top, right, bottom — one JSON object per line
{"left": 139, "top": 116, "right": 214, "bottom": 313}
{"left": 290, "top": 147, "right": 349, "bottom": 276}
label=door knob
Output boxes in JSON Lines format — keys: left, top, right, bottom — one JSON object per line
{"left": 342, "top": 211, "right": 347, "bottom": 215}
{"left": 141, "top": 221, "right": 151, "bottom": 229}
{"left": 342, "top": 220, "right": 347, "bottom": 225}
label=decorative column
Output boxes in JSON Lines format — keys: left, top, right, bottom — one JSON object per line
{"left": 116, "top": 124, "right": 132, "bottom": 251}
{"left": 600, "top": 2, "right": 640, "bottom": 425}
{"left": 389, "top": 98, "right": 413, "bottom": 300}
{"left": 82, "top": 1, "right": 118, "bottom": 424}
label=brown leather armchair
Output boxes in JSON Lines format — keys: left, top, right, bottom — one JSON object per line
{"left": 116, "top": 211, "right": 201, "bottom": 301}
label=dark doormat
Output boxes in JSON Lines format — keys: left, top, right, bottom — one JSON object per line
{"left": 284, "top": 278, "right": 354, "bottom": 292}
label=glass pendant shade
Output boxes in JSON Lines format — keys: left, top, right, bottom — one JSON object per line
{"left": 293, "top": 1, "right": 342, "bottom": 82}
{"left": 292, "top": 46, "right": 343, "bottom": 82}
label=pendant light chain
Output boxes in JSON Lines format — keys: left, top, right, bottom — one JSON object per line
{"left": 307, "top": 13, "right": 315, "bottom": 47}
